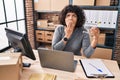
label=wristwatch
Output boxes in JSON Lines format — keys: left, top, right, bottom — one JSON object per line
{"left": 63, "top": 37, "right": 68, "bottom": 41}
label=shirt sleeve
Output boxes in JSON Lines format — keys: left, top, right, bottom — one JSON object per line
{"left": 52, "top": 26, "right": 65, "bottom": 50}
{"left": 82, "top": 31, "right": 95, "bottom": 58}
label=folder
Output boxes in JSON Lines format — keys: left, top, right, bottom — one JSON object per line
{"left": 84, "top": 10, "right": 118, "bottom": 29}
{"left": 29, "top": 73, "right": 56, "bottom": 80}
{"left": 79, "top": 59, "right": 114, "bottom": 78}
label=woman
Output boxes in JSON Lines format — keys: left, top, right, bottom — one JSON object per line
{"left": 52, "top": 5, "right": 100, "bottom": 58}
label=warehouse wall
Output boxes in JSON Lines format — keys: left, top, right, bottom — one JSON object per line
{"left": 25, "top": 0, "right": 35, "bottom": 49}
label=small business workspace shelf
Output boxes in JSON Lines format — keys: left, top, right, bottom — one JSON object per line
{"left": 36, "top": 28, "right": 54, "bottom": 31}
{"left": 80, "top": 6, "right": 119, "bottom": 10}
{"left": 99, "top": 28, "right": 115, "bottom": 31}
{"left": 35, "top": 10, "right": 60, "bottom": 13}
{"left": 96, "top": 44, "right": 113, "bottom": 49}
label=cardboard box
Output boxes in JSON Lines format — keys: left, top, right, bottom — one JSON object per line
{"left": 36, "top": 30, "right": 54, "bottom": 43}
{"left": 89, "top": 33, "right": 105, "bottom": 45}
{"left": 44, "top": 31, "right": 53, "bottom": 43}
{"left": 47, "top": 23, "right": 56, "bottom": 30}
{"left": 37, "top": 20, "right": 48, "bottom": 28}
{"left": 51, "top": 0, "right": 69, "bottom": 11}
{"left": 36, "top": 30, "right": 45, "bottom": 42}
{"left": 91, "top": 48, "right": 112, "bottom": 59}
{"left": 0, "top": 53, "right": 22, "bottom": 80}
{"left": 98, "top": 33, "right": 105, "bottom": 45}
{"left": 51, "top": 15, "right": 59, "bottom": 24}
{"left": 96, "top": 0, "right": 111, "bottom": 6}
{"left": 73, "top": 0, "right": 95, "bottom": 6}
{"left": 37, "top": 0, "right": 51, "bottom": 11}
{"left": 34, "top": 2, "right": 38, "bottom": 10}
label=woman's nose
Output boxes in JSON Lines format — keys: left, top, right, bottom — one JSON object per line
{"left": 69, "top": 16, "right": 73, "bottom": 19}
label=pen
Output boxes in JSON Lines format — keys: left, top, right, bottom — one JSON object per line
{"left": 89, "top": 63, "right": 103, "bottom": 72}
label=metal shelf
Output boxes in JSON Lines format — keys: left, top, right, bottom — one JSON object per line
{"left": 97, "top": 44, "right": 113, "bottom": 49}
{"left": 80, "top": 6, "right": 119, "bottom": 10}
{"left": 36, "top": 28, "right": 55, "bottom": 31}
{"left": 34, "top": 10, "right": 60, "bottom": 13}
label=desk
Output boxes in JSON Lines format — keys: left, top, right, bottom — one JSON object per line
{"left": 20, "top": 50, "right": 120, "bottom": 80}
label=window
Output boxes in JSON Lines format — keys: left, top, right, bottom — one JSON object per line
{"left": 0, "top": 0, "right": 26, "bottom": 52}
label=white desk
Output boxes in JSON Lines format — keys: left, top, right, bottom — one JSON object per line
{"left": 20, "top": 50, "right": 120, "bottom": 80}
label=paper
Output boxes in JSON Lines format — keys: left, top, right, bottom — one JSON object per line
{"left": 80, "top": 59, "right": 114, "bottom": 78}
{"left": 84, "top": 10, "right": 118, "bottom": 29}
{"left": 29, "top": 73, "right": 56, "bottom": 80}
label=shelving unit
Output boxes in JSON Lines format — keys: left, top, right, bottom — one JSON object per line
{"left": 33, "top": 0, "right": 120, "bottom": 59}
{"left": 33, "top": 11, "right": 60, "bottom": 49}
{"left": 72, "top": 0, "right": 119, "bottom": 59}
{"left": 80, "top": 6, "right": 118, "bottom": 10}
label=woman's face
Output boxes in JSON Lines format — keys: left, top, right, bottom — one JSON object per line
{"left": 65, "top": 12, "right": 77, "bottom": 28}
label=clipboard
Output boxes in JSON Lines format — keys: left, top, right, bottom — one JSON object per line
{"left": 79, "top": 59, "right": 114, "bottom": 78}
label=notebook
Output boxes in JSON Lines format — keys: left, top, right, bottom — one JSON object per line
{"left": 80, "top": 59, "right": 114, "bottom": 78}
{"left": 38, "top": 48, "right": 77, "bottom": 72}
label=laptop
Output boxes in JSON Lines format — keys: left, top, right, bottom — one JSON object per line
{"left": 38, "top": 48, "right": 77, "bottom": 72}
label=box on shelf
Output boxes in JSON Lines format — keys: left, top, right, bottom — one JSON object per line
{"left": 73, "top": 0, "right": 95, "bottom": 6}
{"left": 52, "top": 15, "right": 59, "bottom": 24}
{"left": 89, "top": 33, "right": 105, "bottom": 45}
{"left": 36, "top": 30, "right": 45, "bottom": 42}
{"left": 51, "top": 0, "right": 69, "bottom": 11}
{"left": 47, "top": 22, "right": 56, "bottom": 30}
{"left": 98, "top": 33, "right": 105, "bottom": 45}
{"left": 37, "top": 20, "right": 48, "bottom": 28}
{"left": 96, "top": 0, "right": 111, "bottom": 6}
{"left": 44, "top": 31, "right": 53, "bottom": 43}
{"left": 0, "top": 53, "right": 22, "bottom": 80}
{"left": 37, "top": 0, "right": 51, "bottom": 11}
{"left": 36, "top": 30, "right": 54, "bottom": 43}
{"left": 34, "top": 2, "right": 38, "bottom": 10}
{"left": 91, "top": 48, "right": 112, "bottom": 59}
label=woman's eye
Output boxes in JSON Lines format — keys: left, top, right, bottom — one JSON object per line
{"left": 66, "top": 14, "right": 70, "bottom": 17}
{"left": 66, "top": 13, "right": 77, "bottom": 18}
{"left": 73, "top": 14, "right": 77, "bottom": 17}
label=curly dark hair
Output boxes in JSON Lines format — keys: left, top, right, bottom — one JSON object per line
{"left": 59, "top": 5, "right": 86, "bottom": 28}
